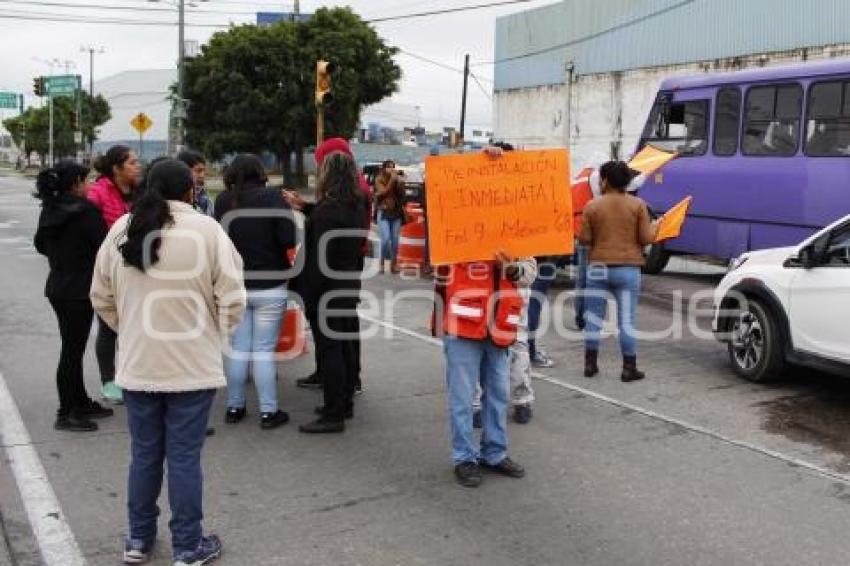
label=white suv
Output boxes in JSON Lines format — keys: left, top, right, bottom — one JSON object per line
{"left": 713, "top": 215, "right": 850, "bottom": 382}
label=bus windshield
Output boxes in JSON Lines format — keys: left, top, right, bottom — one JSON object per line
{"left": 641, "top": 96, "right": 709, "bottom": 156}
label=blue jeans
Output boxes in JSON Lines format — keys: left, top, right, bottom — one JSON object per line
{"left": 574, "top": 244, "right": 589, "bottom": 322}
{"left": 444, "top": 336, "right": 510, "bottom": 465}
{"left": 124, "top": 389, "right": 215, "bottom": 557}
{"left": 224, "top": 285, "right": 286, "bottom": 413}
{"left": 584, "top": 265, "right": 641, "bottom": 357}
{"left": 377, "top": 211, "right": 402, "bottom": 261}
{"left": 527, "top": 259, "right": 558, "bottom": 359}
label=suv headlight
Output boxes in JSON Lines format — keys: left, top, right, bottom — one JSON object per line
{"left": 728, "top": 255, "right": 749, "bottom": 272}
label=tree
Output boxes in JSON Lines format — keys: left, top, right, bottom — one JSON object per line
{"left": 184, "top": 7, "right": 401, "bottom": 186}
{"left": 2, "top": 93, "right": 110, "bottom": 165}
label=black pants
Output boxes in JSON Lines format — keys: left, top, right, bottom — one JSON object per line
{"left": 353, "top": 316, "right": 362, "bottom": 389}
{"left": 49, "top": 298, "right": 94, "bottom": 417}
{"left": 312, "top": 315, "right": 362, "bottom": 389}
{"left": 311, "top": 311, "right": 359, "bottom": 422}
{"left": 95, "top": 315, "right": 116, "bottom": 385}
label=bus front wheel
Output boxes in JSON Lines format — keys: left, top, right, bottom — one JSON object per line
{"left": 642, "top": 243, "right": 670, "bottom": 275}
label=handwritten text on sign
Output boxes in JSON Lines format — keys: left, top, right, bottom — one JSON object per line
{"left": 425, "top": 149, "right": 573, "bottom": 265}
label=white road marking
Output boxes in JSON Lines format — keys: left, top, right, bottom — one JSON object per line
{"left": 361, "top": 314, "right": 850, "bottom": 486}
{"left": 0, "top": 372, "right": 87, "bottom": 565}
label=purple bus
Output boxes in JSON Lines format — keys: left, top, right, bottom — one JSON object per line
{"left": 636, "top": 59, "right": 850, "bottom": 273}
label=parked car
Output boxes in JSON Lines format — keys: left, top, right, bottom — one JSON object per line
{"left": 712, "top": 214, "right": 850, "bottom": 382}
{"left": 362, "top": 162, "right": 382, "bottom": 188}
{"left": 395, "top": 166, "right": 424, "bottom": 205}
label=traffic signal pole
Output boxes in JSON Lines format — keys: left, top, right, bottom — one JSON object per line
{"left": 316, "top": 107, "right": 324, "bottom": 148}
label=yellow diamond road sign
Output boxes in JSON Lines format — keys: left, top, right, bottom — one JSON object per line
{"left": 130, "top": 112, "right": 153, "bottom": 134}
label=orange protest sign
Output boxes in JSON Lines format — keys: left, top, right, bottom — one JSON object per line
{"left": 424, "top": 149, "right": 573, "bottom": 265}
{"left": 655, "top": 196, "right": 693, "bottom": 243}
{"left": 629, "top": 145, "right": 676, "bottom": 176}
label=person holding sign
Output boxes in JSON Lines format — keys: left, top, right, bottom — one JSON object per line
{"left": 579, "top": 161, "right": 657, "bottom": 382}
{"left": 434, "top": 145, "right": 541, "bottom": 487}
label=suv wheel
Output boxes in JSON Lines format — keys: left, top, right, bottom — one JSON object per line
{"left": 727, "top": 300, "right": 786, "bottom": 382}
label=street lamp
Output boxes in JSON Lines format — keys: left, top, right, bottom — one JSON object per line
{"left": 148, "top": 0, "right": 207, "bottom": 154}
{"left": 33, "top": 57, "right": 75, "bottom": 166}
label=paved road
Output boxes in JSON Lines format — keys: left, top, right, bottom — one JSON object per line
{"left": 1, "top": 170, "right": 850, "bottom": 565}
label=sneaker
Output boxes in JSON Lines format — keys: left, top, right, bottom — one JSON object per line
{"left": 454, "top": 462, "right": 483, "bottom": 488}
{"left": 296, "top": 373, "right": 323, "bottom": 390}
{"left": 513, "top": 405, "right": 533, "bottom": 424}
{"left": 101, "top": 381, "right": 124, "bottom": 404}
{"left": 123, "top": 537, "right": 153, "bottom": 564}
{"left": 54, "top": 414, "right": 98, "bottom": 432}
{"left": 224, "top": 407, "right": 246, "bottom": 424}
{"left": 531, "top": 350, "right": 555, "bottom": 369}
{"left": 472, "top": 409, "right": 482, "bottom": 429}
{"left": 260, "top": 410, "right": 289, "bottom": 430}
{"left": 173, "top": 534, "right": 221, "bottom": 566}
{"left": 79, "top": 400, "right": 114, "bottom": 419}
{"left": 481, "top": 457, "right": 525, "bottom": 478}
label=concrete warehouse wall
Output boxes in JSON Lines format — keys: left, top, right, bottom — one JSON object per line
{"left": 494, "top": 44, "right": 850, "bottom": 170}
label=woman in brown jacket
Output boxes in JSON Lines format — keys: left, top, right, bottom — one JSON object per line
{"left": 578, "top": 161, "right": 657, "bottom": 382}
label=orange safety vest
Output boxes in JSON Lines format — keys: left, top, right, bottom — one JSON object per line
{"left": 436, "top": 262, "right": 524, "bottom": 348}
{"left": 571, "top": 166, "right": 595, "bottom": 235}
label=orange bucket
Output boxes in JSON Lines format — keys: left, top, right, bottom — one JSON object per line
{"left": 276, "top": 306, "right": 307, "bottom": 359}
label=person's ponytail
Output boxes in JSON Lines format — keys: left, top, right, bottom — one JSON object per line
{"left": 119, "top": 159, "right": 192, "bottom": 271}
{"left": 34, "top": 161, "right": 89, "bottom": 203}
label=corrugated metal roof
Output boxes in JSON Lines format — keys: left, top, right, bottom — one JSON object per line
{"left": 494, "top": 0, "right": 850, "bottom": 91}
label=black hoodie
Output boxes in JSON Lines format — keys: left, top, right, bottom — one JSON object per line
{"left": 34, "top": 193, "right": 107, "bottom": 300}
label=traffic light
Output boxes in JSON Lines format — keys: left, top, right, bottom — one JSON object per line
{"left": 71, "top": 112, "right": 79, "bottom": 131}
{"left": 315, "top": 60, "right": 335, "bottom": 106}
{"left": 33, "top": 77, "right": 45, "bottom": 97}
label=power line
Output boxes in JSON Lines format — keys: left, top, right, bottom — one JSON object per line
{"left": 397, "top": 49, "right": 493, "bottom": 83}
{"left": 473, "top": 0, "right": 698, "bottom": 66}
{"left": 0, "top": 0, "right": 262, "bottom": 15}
{"left": 366, "top": 0, "right": 535, "bottom": 24}
{"left": 0, "top": 8, "right": 235, "bottom": 25}
{"left": 469, "top": 71, "right": 492, "bottom": 101}
{"left": 0, "top": 0, "right": 538, "bottom": 33}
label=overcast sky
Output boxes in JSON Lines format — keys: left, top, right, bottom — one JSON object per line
{"left": 0, "top": 0, "right": 557, "bottom": 130}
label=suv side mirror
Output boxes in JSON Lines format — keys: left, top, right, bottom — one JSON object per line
{"left": 798, "top": 233, "right": 831, "bottom": 269}
{"left": 798, "top": 244, "right": 817, "bottom": 269}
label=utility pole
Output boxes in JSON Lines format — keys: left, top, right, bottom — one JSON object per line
{"left": 176, "top": 0, "right": 186, "bottom": 153}
{"left": 81, "top": 46, "right": 103, "bottom": 160}
{"left": 459, "top": 54, "right": 470, "bottom": 147}
{"left": 293, "top": 0, "right": 300, "bottom": 19}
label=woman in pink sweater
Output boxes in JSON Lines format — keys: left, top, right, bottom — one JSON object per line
{"left": 87, "top": 145, "right": 141, "bottom": 403}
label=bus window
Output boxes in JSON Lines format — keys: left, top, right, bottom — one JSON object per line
{"left": 713, "top": 87, "right": 741, "bottom": 156}
{"left": 805, "top": 81, "right": 850, "bottom": 157}
{"left": 742, "top": 84, "right": 802, "bottom": 156}
{"left": 640, "top": 98, "right": 708, "bottom": 156}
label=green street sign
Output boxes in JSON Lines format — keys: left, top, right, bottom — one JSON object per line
{"left": 0, "top": 92, "right": 19, "bottom": 109}
{"left": 46, "top": 75, "right": 81, "bottom": 97}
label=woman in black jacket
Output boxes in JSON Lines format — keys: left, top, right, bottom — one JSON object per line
{"left": 285, "top": 152, "right": 367, "bottom": 433}
{"left": 216, "top": 154, "right": 297, "bottom": 430}
{"left": 34, "top": 161, "right": 114, "bottom": 431}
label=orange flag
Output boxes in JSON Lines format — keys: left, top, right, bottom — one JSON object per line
{"left": 629, "top": 145, "right": 677, "bottom": 176}
{"left": 654, "top": 196, "right": 693, "bottom": 243}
